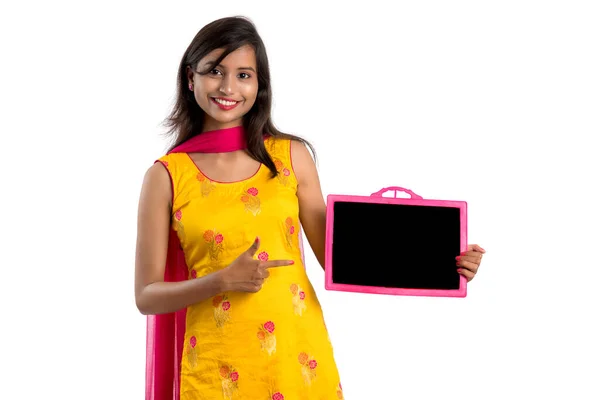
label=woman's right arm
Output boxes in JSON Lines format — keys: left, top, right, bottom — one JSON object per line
{"left": 134, "top": 163, "right": 226, "bottom": 315}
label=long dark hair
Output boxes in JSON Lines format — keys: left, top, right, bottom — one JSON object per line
{"left": 163, "top": 16, "right": 315, "bottom": 177}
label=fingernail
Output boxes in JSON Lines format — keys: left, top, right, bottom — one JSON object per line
{"left": 290, "top": 261, "right": 295, "bottom": 265}
{"left": 457, "top": 268, "right": 462, "bottom": 272}
{"left": 255, "top": 237, "right": 259, "bottom": 244}
{"left": 455, "top": 256, "right": 461, "bottom": 260}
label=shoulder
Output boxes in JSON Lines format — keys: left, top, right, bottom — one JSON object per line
{"left": 290, "top": 139, "right": 317, "bottom": 185}
{"left": 144, "top": 161, "right": 172, "bottom": 189}
{"left": 150, "top": 153, "right": 179, "bottom": 181}
{"left": 140, "top": 158, "right": 175, "bottom": 206}
{"left": 290, "top": 139, "right": 311, "bottom": 159}
{"left": 264, "top": 135, "right": 311, "bottom": 158}
{"left": 153, "top": 153, "right": 191, "bottom": 177}
{"left": 147, "top": 159, "right": 170, "bottom": 179}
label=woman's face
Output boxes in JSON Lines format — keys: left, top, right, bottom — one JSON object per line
{"left": 188, "top": 45, "right": 259, "bottom": 132}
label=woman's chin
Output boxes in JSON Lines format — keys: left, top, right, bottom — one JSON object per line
{"left": 204, "top": 113, "right": 244, "bottom": 129}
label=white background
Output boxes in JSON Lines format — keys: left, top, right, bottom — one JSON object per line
{"left": 1, "top": 1, "right": 599, "bottom": 399}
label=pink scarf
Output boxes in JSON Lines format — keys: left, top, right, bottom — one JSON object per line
{"left": 167, "top": 125, "right": 250, "bottom": 154}
{"left": 145, "top": 125, "right": 248, "bottom": 400}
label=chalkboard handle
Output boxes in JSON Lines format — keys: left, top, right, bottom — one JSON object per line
{"left": 370, "top": 186, "right": 423, "bottom": 200}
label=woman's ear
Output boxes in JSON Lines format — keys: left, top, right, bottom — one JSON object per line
{"left": 186, "top": 66, "right": 194, "bottom": 89}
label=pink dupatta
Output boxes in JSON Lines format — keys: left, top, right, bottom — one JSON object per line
{"left": 144, "top": 126, "right": 306, "bottom": 399}
{"left": 145, "top": 126, "right": 246, "bottom": 400}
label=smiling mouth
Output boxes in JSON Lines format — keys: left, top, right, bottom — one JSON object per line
{"left": 213, "top": 97, "right": 238, "bottom": 106}
{"left": 211, "top": 97, "right": 240, "bottom": 110}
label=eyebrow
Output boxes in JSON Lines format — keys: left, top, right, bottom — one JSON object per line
{"left": 205, "top": 62, "right": 256, "bottom": 73}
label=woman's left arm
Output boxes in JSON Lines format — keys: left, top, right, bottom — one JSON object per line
{"left": 291, "top": 140, "right": 487, "bottom": 278}
{"left": 291, "top": 140, "right": 327, "bottom": 269}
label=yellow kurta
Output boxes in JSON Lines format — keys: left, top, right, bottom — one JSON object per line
{"left": 158, "top": 137, "right": 344, "bottom": 400}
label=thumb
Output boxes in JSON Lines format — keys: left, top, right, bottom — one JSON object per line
{"left": 247, "top": 237, "right": 260, "bottom": 256}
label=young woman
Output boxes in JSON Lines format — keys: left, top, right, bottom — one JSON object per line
{"left": 134, "top": 16, "right": 485, "bottom": 400}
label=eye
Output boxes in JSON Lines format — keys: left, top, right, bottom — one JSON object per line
{"left": 239, "top": 72, "right": 251, "bottom": 79}
{"left": 209, "top": 69, "right": 222, "bottom": 76}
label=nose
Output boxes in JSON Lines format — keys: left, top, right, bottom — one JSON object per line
{"left": 219, "top": 74, "right": 235, "bottom": 95}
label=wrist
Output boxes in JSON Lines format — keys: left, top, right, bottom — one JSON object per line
{"left": 214, "top": 268, "right": 230, "bottom": 293}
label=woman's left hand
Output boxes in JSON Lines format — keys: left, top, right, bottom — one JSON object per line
{"left": 456, "top": 244, "right": 486, "bottom": 282}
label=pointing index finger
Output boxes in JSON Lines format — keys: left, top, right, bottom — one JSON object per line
{"left": 263, "top": 260, "right": 295, "bottom": 268}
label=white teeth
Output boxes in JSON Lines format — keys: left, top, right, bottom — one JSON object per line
{"left": 214, "top": 98, "right": 237, "bottom": 106}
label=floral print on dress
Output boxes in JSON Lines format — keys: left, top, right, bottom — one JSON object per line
{"left": 190, "top": 269, "right": 197, "bottom": 279}
{"left": 272, "top": 392, "right": 285, "bottom": 400}
{"left": 204, "top": 230, "right": 224, "bottom": 261}
{"left": 241, "top": 187, "right": 261, "bottom": 216}
{"left": 290, "top": 284, "right": 307, "bottom": 316}
{"left": 284, "top": 217, "right": 295, "bottom": 248}
{"left": 337, "top": 382, "right": 344, "bottom": 399}
{"left": 172, "top": 209, "right": 186, "bottom": 242}
{"left": 219, "top": 365, "right": 239, "bottom": 400}
{"left": 258, "top": 251, "right": 269, "bottom": 262}
{"left": 212, "top": 295, "right": 231, "bottom": 328}
{"left": 273, "top": 158, "right": 291, "bottom": 186}
{"left": 257, "top": 321, "right": 277, "bottom": 355}
{"left": 196, "top": 172, "right": 216, "bottom": 197}
{"left": 298, "top": 352, "right": 318, "bottom": 385}
{"left": 185, "top": 335, "right": 198, "bottom": 368}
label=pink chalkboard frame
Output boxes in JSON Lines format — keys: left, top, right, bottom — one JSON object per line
{"left": 324, "top": 186, "right": 468, "bottom": 298}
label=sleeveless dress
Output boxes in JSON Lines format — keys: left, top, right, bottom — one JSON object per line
{"left": 157, "top": 137, "right": 344, "bottom": 400}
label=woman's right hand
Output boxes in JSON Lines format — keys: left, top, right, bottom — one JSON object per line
{"left": 219, "top": 237, "right": 295, "bottom": 293}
